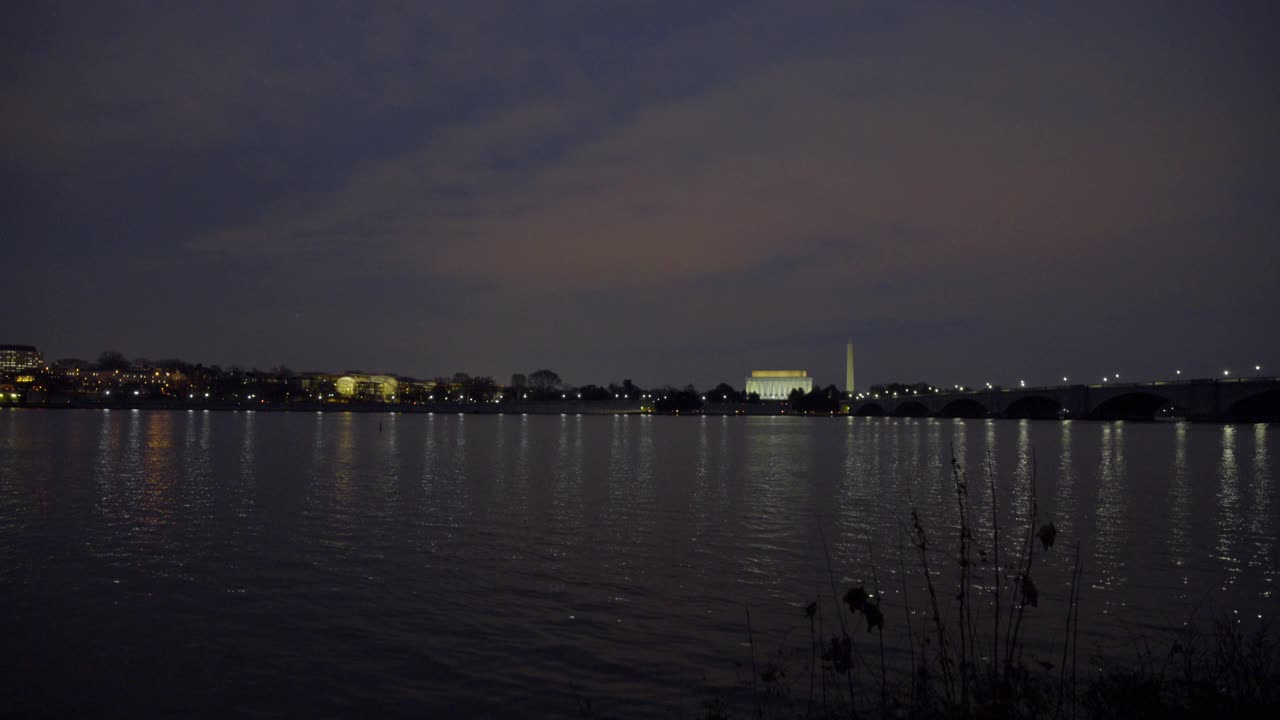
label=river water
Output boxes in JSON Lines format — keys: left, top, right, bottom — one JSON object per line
{"left": 1, "top": 410, "right": 1275, "bottom": 717}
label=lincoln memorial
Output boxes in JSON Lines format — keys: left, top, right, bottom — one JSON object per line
{"left": 745, "top": 370, "right": 813, "bottom": 400}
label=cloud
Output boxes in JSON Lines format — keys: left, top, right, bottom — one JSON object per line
{"left": 187, "top": 1, "right": 1272, "bottom": 298}
{"left": 4, "top": 1, "right": 1277, "bottom": 383}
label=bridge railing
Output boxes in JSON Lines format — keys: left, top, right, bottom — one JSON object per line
{"left": 858, "top": 376, "right": 1278, "bottom": 400}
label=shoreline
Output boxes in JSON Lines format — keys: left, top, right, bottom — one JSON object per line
{"left": 0, "top": 401, "right": 1266, "bottom": 423}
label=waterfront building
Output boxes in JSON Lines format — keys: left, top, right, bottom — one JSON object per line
{"left": 335, "top": 373, "right": 399, "bottom": 401}
{"left": 0, "top": 345, "right": 44, "bottom": 373}
{"left": 745, "top": 370, "right": 813, "bottom": 400}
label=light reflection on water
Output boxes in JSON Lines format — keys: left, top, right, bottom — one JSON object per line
{"left": 1054, "top": 421, "right": 1076, "bottom": 540}
{"left": 1216, "top": 426, "right": 1242, "bottom": 590}
{"left": 1167, "top": 423, "right": 1191, "bottom": 578}
{"left": 0, "top": 410, "right": 1276, "bottom": 718}
{"left": 1251, "top": 426, "right": 1274, "bottom": 597}
{"left": 1092, "top": 423, "right": 1128, "bottom": 613}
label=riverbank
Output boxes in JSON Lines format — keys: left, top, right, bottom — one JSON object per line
{"left": 2, "top": 399, "right": 1272, "bottom": 422}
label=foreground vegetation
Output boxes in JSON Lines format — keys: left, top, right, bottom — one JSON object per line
{"left": 686, "top": 455, "right": 1279, "bottom": 720}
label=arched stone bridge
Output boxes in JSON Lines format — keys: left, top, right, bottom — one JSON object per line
{"left": 849, "top": 377, "right": 1280, "bottom": 422}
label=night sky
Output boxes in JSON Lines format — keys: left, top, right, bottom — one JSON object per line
{"left": 4, "top": 1, "right": 1277, "bottom": 389}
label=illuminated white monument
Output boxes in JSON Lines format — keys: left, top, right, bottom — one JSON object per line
{"left": 745, "top": 370, "right": 813, "bottom": 400}
{"left": 845, "top": 340, "right": 855, "bottom": 393}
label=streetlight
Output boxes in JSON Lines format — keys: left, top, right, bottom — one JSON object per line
{"left": 1062, "top": 377, "right": 1068, "bottom": 383}
{"left": 1019, "top": 380, "right": 1026, "bottom": 388}
{"left": 1223, "top": 369, "right": 1230, "bottom": 376}
{"left": 1175, "top": 370, "right": 1181, "bottom": 376}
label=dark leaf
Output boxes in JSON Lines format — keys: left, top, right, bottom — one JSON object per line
{"left": 843, "top": 586, "right": 870, "bottom": 615}
{"left": 1036, "top": 523, "right": 1057, "bottom": 550}
{"left": 804, "top": 601, "right": 817, "bottom": 620}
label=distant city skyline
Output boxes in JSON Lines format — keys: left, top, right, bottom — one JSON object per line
{"left": 4, "top": 2, "right": 1277, "bottom": 389}
{"left": 5, "top": 339, "right": 1268, "bottom": 395}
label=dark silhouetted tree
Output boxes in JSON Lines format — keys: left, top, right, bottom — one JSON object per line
{"left": 791, "top": 385, "right": 841, "bottom": 413}
{"left": 707, "top": 383, "right": 742, "bottom": 402}
{"left": 654, "top": 386, "right": 703, "bottom": 413}
{"left": 96, "top": 351, "right": 130, "bottom": 370}
{"left": 463, "top": 376, "right": 497, "bottom": 402}
{"left": 529, "top": 369, "right": 561, "bottom": 392}
{"left": 578, "top": 384, "right": 611, "bottom": 401}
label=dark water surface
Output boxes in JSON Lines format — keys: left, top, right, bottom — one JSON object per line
{"left": 1, "top": 410, "right": 1275, "bottom": 717}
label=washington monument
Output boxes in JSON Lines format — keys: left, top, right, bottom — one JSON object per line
{"left": 845, "top": 340, "right": 855, "bottom": 393}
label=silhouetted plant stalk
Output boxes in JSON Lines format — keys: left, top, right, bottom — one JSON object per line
{"left": 873, "top": 449, "right": 1057, "bottom": 717}
{"left": 712, "top": 447, "right": 1277, "bottom": 720}
{"left": 746, "top": 604, "right": 762, "bottom": 720}
{"left": 951, "top": 454, "right": 972, "bottom": 716}
{"left": 1056, "top": 541, "right": 1083, "bottom": 719}
{"left": 987, "top": 450, "right": 1002, "bottom": 698}
{"left": 817, "top": 518, "right": 859, "bottom": 719}
{"left": 911, "top": 506, "right": 956, "bottom": 706}
{"left": 1006, "top": 450, "right": 1046, "bottom": 675}
{"left": 867, "top": 539, "right": 888, "bottom": 715}
{"left": 896, "top": 524, "right": 917, "bottom": 705}
{"left": 806, "top": 597, "right": 818, "bottom": 718}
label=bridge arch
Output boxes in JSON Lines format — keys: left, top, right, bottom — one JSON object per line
{"left": 1224, "top": 389, "right": 1280, "bottom": 422}
{"left": 852, "top": 402, "right": 885, "bottom": 417}
{"left": 1090, "top": 391, "right": 1176, "bottom": 421}
{"left": 894, "top": 401, "right": 929, "bottom": 417}
{"left": 1004, "top": 395, "right": 1064, "bottom": 420}
{"left": 939, "top": 398, "right": 988, "bottom": 418}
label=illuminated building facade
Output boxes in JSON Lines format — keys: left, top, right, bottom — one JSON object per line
{"left": 0, "top": 345, "right": 43, "bottom": 373}
{"left": 845, "top": 340, "right": 855, "bottom": 393}
{"left": 745, "top": 370, "right": 813, "bottom": 400}
{"left": 335, "top": 374, "right": 399, "bottom": 401}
